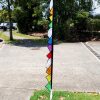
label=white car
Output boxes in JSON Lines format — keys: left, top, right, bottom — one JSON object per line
{"left": 6, "top": 23, "right": 17, "bottom": 30}
{"left": 0, "top": 23, "right": 17, "bottom": 30}
{"left": 0, "top": 23, "right": 7, "bottom": 29}
{"left": 13, "top": 23, "right": 17, "bottom": 29}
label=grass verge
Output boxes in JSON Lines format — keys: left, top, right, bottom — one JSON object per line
{"left": 0, "top": 31, "right": 48, "bottom": 45}
{"left": 0, "top": 32, "right": 11, "bottom": 43}
{"left": 30, "top": 90, "right": 100, "bottom": 100}
{"left": 13, "top": 31, "right": 41, "bottom": 39}
{"left": 0, "top": 31, "right": 58, "bottom": 45}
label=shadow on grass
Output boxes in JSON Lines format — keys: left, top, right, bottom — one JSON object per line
{"left": 7, "top": 38, "right": 82, "bottom": 48}
{"left": 6, "top": 38, "right": 82, "bottom": 48}
{"left": 8, "top": 38, "right": 48, "bottom": 48}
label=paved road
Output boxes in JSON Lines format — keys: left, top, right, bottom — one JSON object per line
{"left": 0, "top": 42, "right": 100, "bottom": 100}
{"left": 0, "top": 44, "right": 47, "bottom": 100}
{"left": 53, "top": 42, "right": 100, "bottom": 92}
{"left": 87, "top": 41, "right": 100, "bottom": 56}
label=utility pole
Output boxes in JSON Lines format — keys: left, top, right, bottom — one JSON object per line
{"left": 7, "top": 0, "right": 13, "bottom": 40}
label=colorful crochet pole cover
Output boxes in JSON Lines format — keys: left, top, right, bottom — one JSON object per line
{"left": 45, "top": 0, "right": 53, "bottom": 94}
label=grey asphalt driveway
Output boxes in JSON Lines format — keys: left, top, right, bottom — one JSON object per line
{"left": 53, "top": 42, "right": 100, "bottom": 92}
{"left": 0, "top": 41, "right": 100, "bottom": 100}
{"left": 0, "top": 44, "right": 47, "bottom": 100}
{"left": 86, "top": 41, "right": 100, "bottom": 56}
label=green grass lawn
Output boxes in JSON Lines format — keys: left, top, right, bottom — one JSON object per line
{"left": 0, "top": 31, "right": 48, "bottom": 45}
{"left": 0, "top": 32, "right": 11, "bottom": 43}
{"left": 30, "top": 90, "right": 100, "bottom": 100}
{"left": 0, "top": 31, "right": 59, "bottom": 45}
{"left": 13, "top": 31, "right": 41, "bottom": 39}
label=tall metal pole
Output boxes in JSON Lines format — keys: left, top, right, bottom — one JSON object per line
{"left": 7, "top": 0, "right": 13, "bottom": 40}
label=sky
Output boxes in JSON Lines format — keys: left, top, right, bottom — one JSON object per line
{"left": 93, "top": 7, "right": 100, "bottom": 15}
{"left": 92, "top": 0, "right": 100, "bottom": 15}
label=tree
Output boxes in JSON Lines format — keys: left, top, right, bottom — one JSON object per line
{"left": 0, "top": 0, "right": 48, "bottom": 34}
{"left": 12, "top": 0, "right": 48, "bottom": 34}
{"left": 7, "top": 0, "right": 13, "bottom": 40}
{"left": 0, "top": 9, "right": 9, "bottom": 22}
{"left": 0, "top": 0, "right": 13, "bottom": 40}
{"left": 54, "top": 0, "right": 100, "bottom": 41}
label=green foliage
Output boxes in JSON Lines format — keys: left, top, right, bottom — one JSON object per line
{"left": 87, "top": 18, "right": 100, "bottom": 31}
{"left": 13, "top": 7, "right": 32, "bottom": 33}
{"left": 0, "top": 0, "right": 48, "bottom": 34}
{"left": 36, "top": 19, "right": 49, "bottom": 31}
{"left": 0, "top": 9, "right": 9, "bottom": 22}
{"left": 54, "top": 0, "right": 100, "bottom": 42}
{"left": 76, "top": 11, "right": 89, "bottom": 19}
{"left": 94, "top": 15, "right": 100, "bottom": 19}
{"left": 12, "top": 0, "right": 48, "bottom": 34}
{"left": 75, "top": 11, "right": 89, "bottom": 31}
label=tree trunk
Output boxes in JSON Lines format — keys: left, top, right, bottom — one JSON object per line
{"left": 7, "top": 0, "right": 13, "bottom": 40}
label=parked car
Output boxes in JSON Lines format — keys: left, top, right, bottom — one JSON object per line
{"left": 0, "top": 23, "right": 8, "bottom": 29}
{"left": 0, "top": 22, "right": 17, "bottom": 30}
{"left": 6, "top": 23, "right": 17, "bottom": 30}
{"left": 13, "top": 23, "right": 17, "bottom": 29}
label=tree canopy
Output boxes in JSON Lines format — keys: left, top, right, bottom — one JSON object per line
{"left": 0, "top": 0, "right": 48, "bottom": 34}
{"left": 0, "top": 0, "right": 100, "bottom": 41}
{"left": 54, "top": 0, "right": 100, "bottom": 41}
